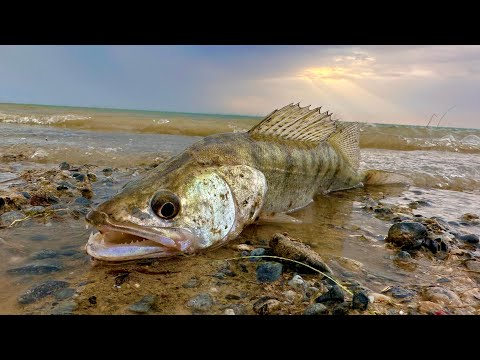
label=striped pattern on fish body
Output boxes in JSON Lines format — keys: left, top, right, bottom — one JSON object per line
{"left": 85, "top": 103, "right": 362, "bottom": 261}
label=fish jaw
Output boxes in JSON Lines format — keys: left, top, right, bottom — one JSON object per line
{"left": 85, "top": 209, "right": 195, "bottom": 261}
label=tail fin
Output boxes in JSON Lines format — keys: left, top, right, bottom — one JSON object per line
{"left": 363, "top": 169, "right": 411, "bottom": 186}
{"left": 327, "top": 122, "right": 360, "bottom": 170}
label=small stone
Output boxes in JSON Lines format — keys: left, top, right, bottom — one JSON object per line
{"left": 182, "top": 277, "right": 201, "bottom": 288}
{"left": 305, "top": 286, "right": 321, "bottom": 299}
{"left": 394, "top": 251, "right": 412, "bottom": 261}
{"left": 24, "top": 206, "right": 45, "bottom": 215}
{"left": 256, "top": 262, "right": 283, "bottom": 283}
{"left": 54, "top": 288, "right": 75, "bottom": 300}
{"left": 352, "top": 291, "right": 369, "bottom": 310}
{"left": 51, "top": 300, "right": 78, "bottom": 315}
{"left": 134, "top": 283, "right": 140, "bottom": 288}
{"left": 288, "top": 274, "right": 305, "bottom": 291}
{"left": 0, "top": 197, "right": 5, "bottom": 209}
{"left": 417, "top": 301, "right": 444, "bottom": 314}
{"left": 0, "top": 211, "right": 26, "bottom": 225}
{"left": 225, "top": 294, "right": 241, "bottom": 300}
{"left": 102, "top": 168, "right": 113, "bottom": 175}
{"left": 423, "top": 287, "right": 462, "bottom": 306}
{"left": 388, "top": 286, "right": 415, "bottom": 299}
{"left": 128, "top": 295, "right": 157, "bottom": 314}
{"left": 88, "top": 296, "right": 97, "bottom": 305}
{"left": 465, "top": 260, "right": 480, "bottom": 272}
{"left": 18, "top": 280, "right": 69, "bottom": 304}
{"left": 217, "top": 263, "right": 236, "bottom": 277}
{"left": 457, "top": 233, "right": 479, "bottom": 244}
{"left": 20, "top": 192, "right": 31, "bottom": 199}
{"left": 187, "top": 293, "right": 214, "bottom": 312}
{"left": 73, "top": 173, "right": 86, "bottom": 182}
{"left": 7, "top": 263, "right": 63, "bottom": 275}
{"left": 253, "top": 297, "right": 281, "bottom": 315}
{"left": 74, "top": 197, "right": 91, "bottom": 206}
{"left": 87, "top": 173, "right": 97, "bottom": 182}
{"left": 332, "top": 302, "right": 351, "bottom": 315}
{"left": 304, "top": 303, "right": 328, "bottom": 315}
{"left": 249, "top": 248, "right": 266, "bottom": 261}
{"left": 282, "top": 290, "right": 297, "bottom": 304}
{"left": 56, "top": 181, "right": 72, "bottom": 190}
{"left": 59, "top": 162, "right": 70, "bottom": 170}
{"left": 31, "top": 249, "right": 59, "bottom": 260}
{"left": 385, "top": 222, "right": 428, "bottom": 249}
{"left": 224, "top": 309, "right": 235, "bottom": 315}
{"left": 437, "top": 277, "right": 451, "bottom": 283}
{"left": 315, "top": 285, "right": 345, "bottom": 304}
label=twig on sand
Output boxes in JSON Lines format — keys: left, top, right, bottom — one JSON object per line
{"left": 220, "top": 254, "right": 353, "bottom": 295}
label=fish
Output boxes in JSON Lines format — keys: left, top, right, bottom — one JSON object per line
{"left": 85, "top": 103, "right": 389, "bottom": 261}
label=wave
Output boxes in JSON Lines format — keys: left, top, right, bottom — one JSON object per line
{"left": 0, "top": 113, "right": 91, "bottom": 125}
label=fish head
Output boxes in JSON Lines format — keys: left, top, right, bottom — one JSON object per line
{"left": 85, "top": 164, "right": 266, "bottom": 261}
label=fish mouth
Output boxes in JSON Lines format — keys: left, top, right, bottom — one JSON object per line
{"left": 85, "top": 210, "right": 194, "bottom": 261}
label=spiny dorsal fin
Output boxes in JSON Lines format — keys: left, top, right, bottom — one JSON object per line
{"left": 248, "top": 103, "right": 337, "bottom": 144}
{"left": 327, "top": 122, "right": 360, "bottom": 170}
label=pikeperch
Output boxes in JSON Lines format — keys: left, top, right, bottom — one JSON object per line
{"left": 85, "top": 103, "right": 365, "bottom": 261}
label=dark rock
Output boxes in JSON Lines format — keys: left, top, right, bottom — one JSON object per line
{"left": 73, "top": 173, "right": 86, "bottom": 182}
{"left": 54, "top": 288, "right": 75, "bottom": 300}
{"left": 182, "top": 277, "right": 201, "bottom": 288}
{"left": 87, "top": 173, "right": 97, "bottom": 182}
{"left": 0, "top": 197, "right": 5, "bottom": 209}
{"left": 437, "top": 277, "right": 451, "bottom": 283}
{"left": 74, "top": 197, "right": 91, "bottom": 206}
{"left": 21, "top": 192, "right": 31, "bottom": 199}
{"left": 59, "top": 162, "right": 70, "bottom": 170}
{"left": 394, "top": 251, "right": 412, "bottom": 261}
{"left": 332, "top": 302, "right": 351, "bottom": 315}
{"left": 31, "top": 249, "right": 59, "bottom": 260}
{"left": 304, "top": 303, "right": 328, "bottom": 315}
{"left": 7, "top": 263, "right": 63, "bottom": 275}
{"left": 249, "top": 247, "right": 266, "bottom": 261}
{"left": 51, "top": 300, "right": 77, "bottom": 315}
{"left": 457, "top": 233, "right": 479, "bottom": 244}
{"left": 114, "top": 272, "right": 130, "bottom": 286}
{"left": 30, "top": 194, "right": 58, "bottom": 206}
{"left": 187, "top": 293, "right": 214, "bottom": 312}
{"left": 239, "top": 263, "right": 248, "bottom": 273}
{"left": 253, "top": 296, "right": 281, "bottom": 315}
{"left": 29, "top": 234, "right": 49, "bottom": 241}
{"left": 352, "top": 291, "right": 369, "bottom": 310}
{"left": 128, "top": 295, "right": 157, "bottom": 314}
{"left": 102, "top": 168, "right": 113, "bottom": 175}
{"left": 56, "top": 181, "right": 72, "bottom": 190}
{"left": 225, "top": 294, "right": 241, "bottom": 300}
{"left": 315, "top": 285, "right": 345, "bottom": 304}
{"left": 256, "top": 262, "right": 283, "bottom": 283}
{"left": 0, "top": 211, "right": 26, "bottom": 225}
{"left": 217, "top": 263, "right": 236, "bottom": 277}
{"left": 18, "top": 280, "right": 69, "bottom": 304}
{"left": 385, "top": 222, "right": 427, "bottom": 249}
{"left": 88, "top": 296, "right": 97, "bottom": 305}
{"left": 388, "top": 286, "right": 415, "bottom": 299}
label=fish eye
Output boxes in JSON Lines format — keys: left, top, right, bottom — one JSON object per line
{"left": 151, "top": 191, "right": 180, "bottom": 220}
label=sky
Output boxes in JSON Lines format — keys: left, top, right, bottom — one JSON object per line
{"left": 0, "top": 45, "right": 479, "bottom": 128}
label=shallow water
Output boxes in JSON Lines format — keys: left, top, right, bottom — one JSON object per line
{"left": 0, "top": 103, "right": 479, "bottom": 315}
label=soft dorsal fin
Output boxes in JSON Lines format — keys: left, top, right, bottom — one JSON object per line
{"left": 327, "top": 122, "right": 360, "bottom": 170}
{"left": 248, "top": 103, "right": 337, "bottom": 144}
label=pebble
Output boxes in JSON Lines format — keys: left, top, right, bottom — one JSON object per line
{"left": 224, "top": 309, "right": 236, "bottom": 315}
{"left": 74, "top": 197, "right": 91, "bottom": 206}
{"left": 0, "top": 211, "right": 26, "bottom": 225}
{"left": 282, "top": 290, "right": 297, "bottom": 304}
{"left": 216, "top": 263, "right": 236, "bottom": 277}
{"left": 385, "top": 222, "right": 427, "bottom": 249}
{"left": 54, "top": 288, "right": 76, "bottom": 300}
{"left": 21, "top": 192, "right": 31, "bottom": 199}
{"left": 417, "top": 301, "right": 444, "bottom": 314}
{"left": 352, "top": 291, "right": 369, "bottom": 310}
{"left": 465, "top": 260, "right": 480, "bottom": 272}
{"left": 87, "top": 173, "right": 97, "bottom": 182}
{"left": 249, "top": 248, "right": 266, "bottom": 261}
{"left": 18, "top": 280, "right": 69, "bottom": 304}
{"left": 253, "top": 297, "right": 281, "bottom": 315}
{"left": 7, "top": 262, "right": 63, "bottom": 275}
{"left": 457, "top": 233, "right": 479, "bottom": 244}
{"left": 59, "top": 162, "right": 70, "bottom": 170}
{"left": 304, "top": 303, "right": 328, "bottom": 315}
{"left": 387, "top": 286, "right": 415, "bottom": 299}
{"left": 31, "top": 249, "right": 59, "bottom": 260}
{"left": 332, "top": 302, "right": 351, "bottom": 315}
{"left": 256, "top": 262, "right": 283, "bottom": 283}
{"left": 423, "top": 287, "right": 462, "bottom": 306}
{"left": 51, "top": 300, "right": 78, "bottom": 315}
{"left": 56, "top": 181, "right": 72, "bottom": 190}
{"left": 128, "top": 295, "right": 157, "bottom": 314}
{"left": 288, "top": 274, "right": 305, "bottom": 291}
{"left": 187, "top": 293, "right": 214, "bottom": 312}
{"left": 102, "top": 168, "right": 113, "bottom": 175}
{"left": 25, "top": 206, "right": 45, "bottom": 215}
{"left": 305, "top": 286, "right": 321, "bottom": 299}
{"left": 0, "top": 197, "right": 5, "bottom": 209}
{"left": 394, "top": 251, "right": 412, "bottom": 261}
{"left": 73, "top": 173, "right": 86, "bottom": 182}
{"left": 315, "top": 285, "right": 345, "bottom": 304}
{"left": 182, "top": 277, "right": 201, "bottom": 288}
